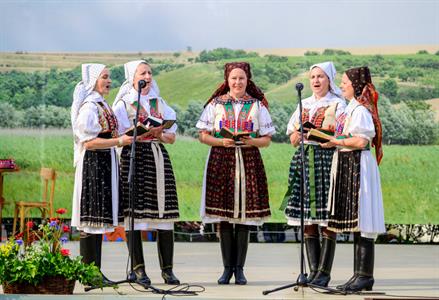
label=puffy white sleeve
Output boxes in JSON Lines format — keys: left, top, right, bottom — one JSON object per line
{"left": 74, "top": 102, "right": 101, "bottom": 143}
{"left": 112, "top": 100, "right": 132, "bottom": 136}
{"left": 160, "top": 98, "right": 178, "bottom": 134}
{"left": 348, "top": 106, "right": 376, "bottom": 141}
{"left": 258, "top": 104, "right": 276, "bottom": 137}
{"left": 196, "top": 103, "right": 215, "bottom": 132}
{"left": 335, "top": 99, "right": 347, "bottom": 118}
{"left": 286, "top": 106, "right": 300, "bottom": 135}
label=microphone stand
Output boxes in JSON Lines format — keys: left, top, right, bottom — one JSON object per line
{"left": 262, "top": 83, "right": 344, "bottom": 296}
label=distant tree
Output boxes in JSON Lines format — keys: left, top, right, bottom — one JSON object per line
{"left": 173, "top": 52, "right": 181, "bottom": 58}
{"left": 304, "top": 51, "right": 319, "bottom": 56}
{"left": 322, "top": 49, "right": 351, "bottom": 55}
{"left": 0, "top": 102, "right": 23, "bottom": 127}
{"left": 381, "top": 79, "right": 398, "bottom": 99}
{"left": 417, "top": 50, "right": 429, "bottom": 55}
{"left": 186, "top": 46, "right": 193, "bottom": 52}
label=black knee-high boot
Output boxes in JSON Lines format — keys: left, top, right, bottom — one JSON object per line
{"left": 337, "top": 232, "right": 360, "bottom": 290}
{"left": 80, "top": 233, "right": 98, "bottom": 266}
{"left": 304, "top": 235, "right": 321, "bottom": 283}
{"left": 80, "top": 233, "right": 113, "bottom": 286}
{"left": 218, "top": 222, "right": 235, "bottom": 284}
{"left": 311, "top": 236, "right": 336, "bottom": 287}
{"left": 344, "top": 236, "right": 375, "bottom": 292}
{"left": 126, "top": 230, "right": 151, "bottom": 287}
{"left": 157, "top": 230, "right": 180, "bottom": 285}
{"left": 234, "top": 224, "right": 249, "bottom": 285}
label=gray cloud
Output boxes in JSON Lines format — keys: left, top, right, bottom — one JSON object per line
{"left": 0, "top": 0, "right": 438, "bottom": 51}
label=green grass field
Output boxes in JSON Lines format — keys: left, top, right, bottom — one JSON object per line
{"left": 0, "top": 129, "right": 437, "bottom": 224}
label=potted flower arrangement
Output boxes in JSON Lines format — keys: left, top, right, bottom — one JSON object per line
{"left": 0, "top": 208, "right": 102, "bottom": 294}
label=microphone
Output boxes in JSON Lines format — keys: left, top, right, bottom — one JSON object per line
{"left": 295, "top": 82, "right": 304, "bottom": 92}
{"left": 138, "top": 80, "right": 147, "bottom": 89}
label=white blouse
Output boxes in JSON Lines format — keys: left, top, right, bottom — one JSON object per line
{"left": 113, "top": 88, "right": 178, "bottom": 135}
{"left": 73, "top": 91, "right": 112, "bottom": 144}
{"left": 286, "top": 92, "right": 346, "bottom": 135}
{"left": 342, "top": 98, "right": 376, "bottom": 141}
{"left": 196, "top": 99, "right": 276, "bottom": 137}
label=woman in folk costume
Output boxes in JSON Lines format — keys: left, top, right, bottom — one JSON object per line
{"left": 321, "top": 66, "right": 385, "bottom": 292}
{"left": 282, "top": 62, "right": 346, "bottom": 287}
{"left": 112, "top": 60, "right": 180, "bottom": 286}
{"left": 71, "top": 64, "right": 133, "bottom": 284}
{"left": 196, "top": 62, "right": 275, "bottom": 285}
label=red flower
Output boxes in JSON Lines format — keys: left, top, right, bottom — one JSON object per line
{"left": 15, "top": 232, "right": 24, "bottom": 239}
{"left": 62, "top": 225, "right": 70, "bottom": 233}
{"left": 56, "top": 208, "right": 67, "bottom": 215}
{"left": 26, "top": 221, "right": 34, "bottom": 229}
{"left": 60, "top": 248, "right": 70, "bottom": 256}
{"left": 50, "top": 217, "right": 59, "bottom": 223}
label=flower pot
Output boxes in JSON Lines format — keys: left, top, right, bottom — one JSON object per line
{"left": 3, "top": 275, "right": 75, "bottom": 294}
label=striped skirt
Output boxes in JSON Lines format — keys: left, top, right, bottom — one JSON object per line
{"left": 118, "top": 142, "right": 179, "bottom": 224}
{"left": 80, "top": 149, "right": 114, "bottom": 227}
{"left": 283, "top": 145, "right": 335, "bottom": 225}
{"left": 204, "top": 146, "right": 271, "bottom": 221}
{"left": 327, "top": 150, "right": 362, "bottom": 232}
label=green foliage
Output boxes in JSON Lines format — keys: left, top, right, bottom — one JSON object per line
{"left": 177, "top": 100, "right": 205, "bottom": 137}
{"left": 322, "top": 49, "right": 351, "bottom": 55}
{"left": 0, "top": 102, "right": 24, "bottom": 127}
{"left": 380, "top": 79, "right": 398, "bottom": 99}
{"left": 379, "top": 96, "right": 439, "bottom": 144}
{"left": 417, "top": 50, "right": 429, "bottom": 55}
{"left": 304, "top": 51, "right": 320, "bottom": 56}
{"left": 0, "top": 214, "right": 101, "bottom": 286}
{"left": 195, "top": 48, "right": 259, "bottom": 62}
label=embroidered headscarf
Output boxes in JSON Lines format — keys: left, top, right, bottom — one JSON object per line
{"left": 310, "top": 61, "right": 342, "bottom": 97}
{"left": 346, "top": 66, "right": 383, "bottom": 165}
{"left": 114, "top": 60, "right": 160, "bottom": 104}
{"left": 205, "top": 62, "right": 269, "bottom": 108}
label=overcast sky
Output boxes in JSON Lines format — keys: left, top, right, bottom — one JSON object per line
{"left": 0, "top": 0, "right": 438, "bottom": 52}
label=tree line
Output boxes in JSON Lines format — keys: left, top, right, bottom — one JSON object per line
{"left": 1, "top": 49, "right": 438, "bottom": 144}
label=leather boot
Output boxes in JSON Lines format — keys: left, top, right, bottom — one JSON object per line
{"left": 80, "top": 233, "right": 114, "bottom": 287}
{"left": 95, "top": 234, "right": 116, "bottom": 286}
{"left": 311, "top": 236, "right": 336, "bottom": 287}
{"left": 337, "top": 232, "right": 360, "bottom": 290}
{"left": 80, "top": 233, "right": 98, "bottom": 266}
{"left": 304, "top": 235, "right": 320, "bottom": 283}
{"left": 344, "top": 236, "right": 375, "bottom": 292}
{"left": 126, "top": 230, "right": 151, "bottom": 287}
{"left": 234, "top": 224, "right": 249, "bottom": 285}
{"left": 218, "top": 222, "right": 235, "bottom": 284}
{"left": 157, "top": 230, "right": 180, "bottom": 285}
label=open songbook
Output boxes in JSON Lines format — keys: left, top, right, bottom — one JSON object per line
{"left": 295, "top": 121, "right": 316, "bottom": 133}
{"left": 124, "top": 116, "right": 176, "bottom": 136}
{"left": 306, "top": 128, "right": 334, "bottom": 143}
{"left": 220, "top": 127, "right": 254, "bottom": 142}
{"left": 143, "top": 116, "right": 176, "bottom": 129}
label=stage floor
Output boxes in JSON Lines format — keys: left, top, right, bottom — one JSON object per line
{"left": 1, "top": 241, "right": 438, "bottom": 299}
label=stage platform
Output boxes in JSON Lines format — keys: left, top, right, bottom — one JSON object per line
{"left": 1, "top": 241, "right": 438, "bottom": 299}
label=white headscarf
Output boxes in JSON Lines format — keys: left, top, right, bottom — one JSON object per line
{"left": 114, "top": 60, "right": 160, "bottom": 104}
{"left": 310, "top": 61, "right": 342, "bottom": 97}
{"left": 71, "top": 63, "right": 106, "bottom": 128}
{"left": 71, "top": 63, "right": 105, "bottom": 167}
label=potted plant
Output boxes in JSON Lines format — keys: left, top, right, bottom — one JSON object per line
{"left": 0, "top": 208, "right": 102, "bottom": 294}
